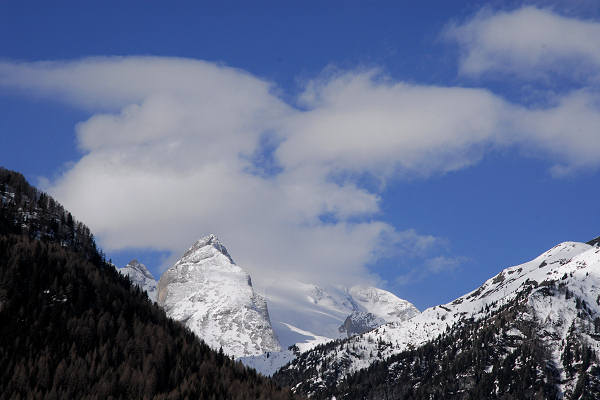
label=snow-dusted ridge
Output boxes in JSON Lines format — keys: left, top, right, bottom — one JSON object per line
{"left": 278, "top": 240, "right": 600, "bottom": 392}
{"left": 157, "top": 234, "right": 281, "bottom": 358}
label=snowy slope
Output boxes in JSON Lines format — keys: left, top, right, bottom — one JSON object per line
{"left": 262, "top": 281, "right": 355, "bottom": 349}
{"left": 157, "top": 234, "right": 281, "bottom": 358}
{"left": 278, "top": 241, "right": 600, "bottom": 391}
{"left": 118, "top": 259, "right": 158, "bottom": 302}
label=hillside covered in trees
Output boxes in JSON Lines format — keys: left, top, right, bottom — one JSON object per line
{"left": 0, "top": 167, "right": 298, "bottom": 399}
{"left": 275, "top": 295, "right": 600, "bottom": 399}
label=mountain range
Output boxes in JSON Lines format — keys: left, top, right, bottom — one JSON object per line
{"left": 120, "top": 234, "right": 418, "bottom": 370}
{"left": 3, "top": 165, "right": 600, "bottom": 399}
{"left": 274, "top": 240, "right": 600, "bottom": 399}
{"left": 117, "top": 229, "right": 600, "bottom": 399}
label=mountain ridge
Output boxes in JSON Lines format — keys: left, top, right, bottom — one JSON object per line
{"left": 274, "top": 240, "right": 600, "bottom": 399}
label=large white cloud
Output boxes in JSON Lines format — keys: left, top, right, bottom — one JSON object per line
{"left": 0, "top": 50, "right": 599, "bottom": 289}
{"left": 445, "top": 6, "right": 600, "bottom": 81}
{"left": 280, "top": 70, "right": 509, "bottom": 177}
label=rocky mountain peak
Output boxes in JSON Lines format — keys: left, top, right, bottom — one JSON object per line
{"left": 338, "top": 311, "right": 385, "bottom": 337}
{"left": 118, "top": 260, "right": 158, "bottom": 302}
{"left": 157, "top": 236, "right": 280, "bottom": 358}
{"left": 180, "top": 234, "right": 234, "bottom": 265}
{"left": 125, "top": 259, "right": 155, "bottom": 280}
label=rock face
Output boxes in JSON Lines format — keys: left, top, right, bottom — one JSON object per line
{"left": 157, "top": 234, "right": 281, "bottom": 358}
{"left": 339, "top": 311, "right": 385, "bottom": 337}
{"left": 118, "top": 259, "right": 158, "bottom": 302}
{"left": 588, "top": 235, "right": 600, "bottom": 247}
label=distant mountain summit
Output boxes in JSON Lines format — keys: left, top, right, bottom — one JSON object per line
{"left": 119, "top": 234, "right": 418, "bottom": 370}
{"left": 339, "top": 311, "right": 385, "bottom": 337}
{"left": 157, "top": 235, "right": 281, "bottom": 358}
{"left": 338, "top": 286, "right": 419, "bottom": 337}
{"left": 242, "top": 282, "right": 419, "bottom": 375}
{"left": 118, "top": 259, "right": 158, "bottom": 302}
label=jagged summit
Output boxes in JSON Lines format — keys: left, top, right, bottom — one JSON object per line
{"left": 242, "top": 281, "right": 420, "bottom": 375}
{"left": 338, "top": 311, "right": 385, "bottom": 337}
{"left": 179, "top": 234, "right": 234, "bottom": 265}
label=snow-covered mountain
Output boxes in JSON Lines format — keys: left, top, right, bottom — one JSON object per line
{"left": 261, "top": 281, "right": 418, "bottom": 350}
{"left": 341, "top": 285, "right": 419, "bottom": 337}
{"left": 156, "top": 234, "right": 281, "bottom": 358}
{"left": 118, "top": 259, "right": 158, "bottom": 302}
{"left": 241, "top": 281, "right": 418, "bottom": 375}
{"left": 275, "top": 241, "right": 600, "bottom": 398}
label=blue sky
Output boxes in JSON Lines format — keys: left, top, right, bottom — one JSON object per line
{"left": 1, "top": 1, "right": 599, "bottom": 309}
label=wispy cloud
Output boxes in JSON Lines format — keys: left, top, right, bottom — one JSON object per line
{"left": 395, "top": 255, "right": 468, "bottom": 285}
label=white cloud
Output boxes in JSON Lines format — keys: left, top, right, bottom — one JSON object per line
{"left": 445, "top": 6, "right": 600, "bottom": 81}
{"left": 0, "top": 55, "right": 599, "bottom": 290}
{"left": 0, "top": 57, "right": 413, "bottom": 288}
{"left": 513, "top": 89, "right": 600, "bottom": 176}
{"left": 281, "top": 70, "right": 508, "bottom": 178}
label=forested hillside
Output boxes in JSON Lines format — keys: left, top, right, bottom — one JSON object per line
{"left": 276, "top": 290, "right": 600, "bottom": 399}
{"left": 0, "top": 167, "right": 297, "bottom": 399}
